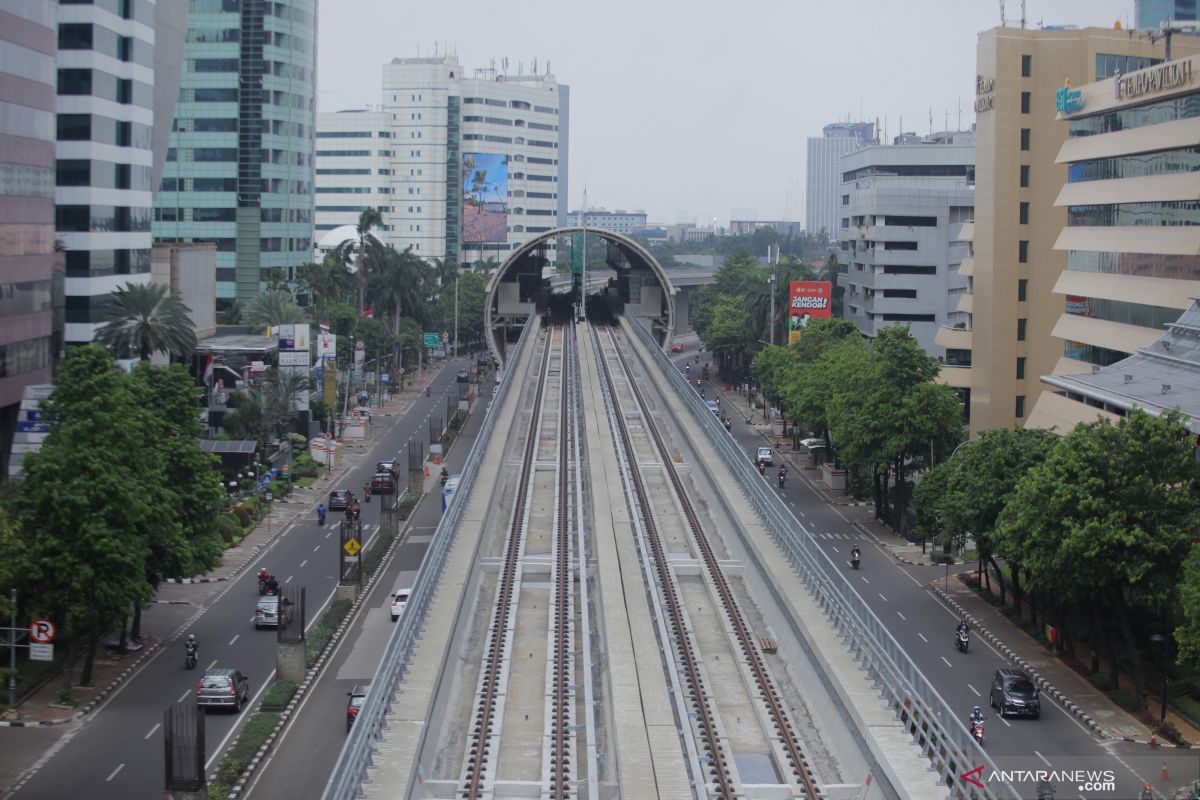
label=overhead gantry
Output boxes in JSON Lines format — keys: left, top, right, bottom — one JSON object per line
{"left": 483, "top": 227, "right": 676, "bottom": 368}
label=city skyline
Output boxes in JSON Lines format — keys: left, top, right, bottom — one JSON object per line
{"left": 317, "top": 0, "right": 1134, "bottom": 227}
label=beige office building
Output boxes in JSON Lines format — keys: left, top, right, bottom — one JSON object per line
{"left": 1026, "top": 53, "right": 1200, "bottom": 431}
{"left": 939, "top": 25, "right": 1200, "bottom": 436}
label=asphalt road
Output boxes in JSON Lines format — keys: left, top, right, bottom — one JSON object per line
{"left": 243, "top": 390, "right": 490, "bottom": 800}
{"left": 676, "top": 350, "right": 1198, "bottom": 800}
{"left": 9, "top": 358, "right": 476, "bottom": 800}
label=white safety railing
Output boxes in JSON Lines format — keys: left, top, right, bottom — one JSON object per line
{"left": 626, "top": 319, "right": 1018, "bottom": 800}
{"left": 321, "top": 318, "right": 535, "bottom": 800}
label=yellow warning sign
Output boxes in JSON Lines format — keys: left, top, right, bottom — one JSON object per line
{"left": 343, "top": 538, "right": 361, "bottom": 557}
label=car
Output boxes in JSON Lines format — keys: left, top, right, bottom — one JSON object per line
{"left": 346, "top": 684, "right": 369, "bottom": 732}
{"left": 756, "top": 447, "right": 774, "bottom": 466}
{"left": 254, "top": 595, "right": 291, "bottom": 629}
{"left": 706, "top": 400, "right": 720, "bottom": 417}
{"left": 389, "top": 588, "right": 411, "bottom": 622}
{"left": 196, "top": 668, "right": 250, "bottom": 713}
{"left": 989, "top": 668, "right": 1041, "bottom": 718}
{"left": 670, "top": 342, "right": 684, "bottom": 352}
{"left": 375, "top": 460, "right": 400, "bottom": 478}
{"left": 456, "top": 370, "right": 470, "bottom": 383}
{"left": 370, "top": 471, "right": 397, "bottom": 495}
{"left": 476, "top": 354, "right": 492, "bottom": 368}
{"left": 328, "top": 489, "right": 352, "bottom": 511}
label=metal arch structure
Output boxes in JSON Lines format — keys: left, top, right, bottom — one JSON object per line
{"left": 483, "top": 226, "right": 676, "bottom": 368}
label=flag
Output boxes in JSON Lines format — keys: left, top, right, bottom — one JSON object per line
{"left": 202, "top": 355, "right": 213, "bottom": 385}
{"left": 318, "top": 320, "right": 331, "bottom": 332}
{"left": 361, "top": 308, "right": 374, "bottom": 318}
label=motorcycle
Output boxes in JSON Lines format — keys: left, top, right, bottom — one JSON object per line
{"left": 364, "top": 485, "right": 372, "bottom": 503}
{"left": 850, "top": 550, "right": 861, "bottom": 570}
{"left": 777, "top": 472, "right": 786, "bottom": 489}
{"left": 318, "top": 508, "right": 326, "bottom": 526}
{"left": 425, "top": 386, "right": 431, "bottom": 397}
{"left": 757, "top": 461, "right": 766, "bottom": 476}
{"left": 184, "top": 646, "right": 197, "bottom": 670}
{"left": 257, "top": 577, "right": 269, "bottom": 595}
{"left": 971, "top": 720, "right": 985, "bottom": 745}
{"left": 956, "top": 630, "right": 970, "bottom": 653}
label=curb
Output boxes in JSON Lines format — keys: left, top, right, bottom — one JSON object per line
{"left": 221, "top": 490, "right": 430, "bottom": 800}
{"left": 0, "top": 638, "right": 163, "bottom": 728}
{"left": 928, "top": 584, "right": 1111, "bottom": 740}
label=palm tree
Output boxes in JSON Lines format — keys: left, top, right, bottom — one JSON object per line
{"left": 332, "top": 208, "right": 385, "bottom": 317}
{"left": 243, "top": 289, "right": 307, "bottom": 329}
{"left": 96, "top": 282, "right": 196, "bottom": 361}
{"left": 296, "top": 259, "right": 353, "bottom": 309}
{"left": 373, "top": 247, "right": 429, "bottom": 336}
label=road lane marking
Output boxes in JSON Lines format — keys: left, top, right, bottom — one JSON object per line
{"left": 831, "top": 546, "right": 839, "bottom": 553}
{"left": 878, "top": 593, "right": 888, "bottom": 602}
{"left": 860, "top": 576, "right": 869, "bottom": 584}
{"left": 1000, "top": 717, "right": 1011, "bottom": 727}
{"left": 313, "top": 545, "right": 321, "bottom": 552}
{"left": 896, "top": 611, "right": 906, "bottom": 621}
{"left": 917, "top": 633, "right": 928, "bottom": 643}
{"left": 177, "top": 689, "right": 191, "bottom": 703}
{"left": 798, "top": 510, "right": 805, "bottom": 517}
{"left": 1035, "top": 751, "right": 1052, "bottom": 768}
{"left": 206, "top": 659, "right": 217, "bottom": 671}
{"left": 285, "top": 575, "right": 294, "bottom": 584}
{"left": 967, "top": 684, "right": 980, "bottom": 697}
{"left": 940, "top": 656, "right": 953, "bottom": 668}
{"left": 106, "top": 764, "right": 124, "bottom": 782}
{"left": 228, "top": 635, "right": 239, "bottom": 646}
{"left": 325, "top": 531, "right": 332, "bottom": 539}
{"left": 300, "top": 559, "right": 308, "bottom": 568}
{"left": 144, "top": 723, "right": 161, "bottom": 740}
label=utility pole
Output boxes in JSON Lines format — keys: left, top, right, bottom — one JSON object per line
{"left": 767, "top": 243, "right": 779, "bottom": 345}
{"left": 579, "top": 188, "right": 587, "bottom": 320}
{"left": 453, "top": 269, "right": 459, "bottom": 359}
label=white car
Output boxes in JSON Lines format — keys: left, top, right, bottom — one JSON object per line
{"left": 756, "top": 447, "right": 774, "bottom": 466}
{"left": 389, "top": 588, "right": 411, "bottom": 622}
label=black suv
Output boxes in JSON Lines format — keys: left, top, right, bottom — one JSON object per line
{"left": 456, "top": 370, "right": 470, "bottom": 383}
{"left": 989, "top": 668, "right": 1041, "bottom": 718}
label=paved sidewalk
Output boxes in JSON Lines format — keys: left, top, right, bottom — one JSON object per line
{"left": 0, "top": 364, "right": 445, "bottom": 731}
{"left": 696, "top": 361, "right": 1197, "bottom": 747}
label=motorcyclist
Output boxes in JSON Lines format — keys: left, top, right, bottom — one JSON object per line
{"left": 257, "top": 568, "right": 269, "bottom": 583}
{"left": 440, "top": 466, "right": 450, "bottom": 486}
{"left": 317, "top": 504, "right": 326, "bottom": 525}
{"left": 348, "top": 499, "right": 361, "bottom": 521}
{"left": 777, "top": 466, "right": 786, "bottom": 486}
{"left": 425, "top": 385, "right": 431, "bottom": 396}
{"left": 956, "top": 619, "right": 970, "bottom": 636}
{"left": 186, "top": 634, "right": 198, "bottom": 656}
{"left": 685, "top": 364, "right": 690, "bottom": 374}
{"left": 970, "top": 705, "right": 984, "bottom": 728}
{"left": 265, "top": 575, "right": 280, "bottom": 595}
{"left": 364, "top": 482, "right": 372, "bottom": 503}
{"left": 851, "top": 544, "right": 862, "bottom": 563}
{"left": 757, "top": 459, "right": 766, "bottom": 475}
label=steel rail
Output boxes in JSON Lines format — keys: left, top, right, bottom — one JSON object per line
{"left": 594, "top": 324, "right": 738, "bottom": 798}
{"left": 549, "top": 322, "right": 574, "bottom": 796}
{"left": 461, "top": 327, "right": 557, "bottom": 799}
{"left": 605, "top": 325, "right": 823, "bottom": 799}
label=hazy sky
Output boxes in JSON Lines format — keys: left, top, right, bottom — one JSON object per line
{"left": 318, "top": 1, "right": 1136, "bottom": 226}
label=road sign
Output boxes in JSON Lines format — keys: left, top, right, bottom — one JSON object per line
{"left": 398, "top": 367, "right": 405, "bottom": 375}
{"left": 343, "top": 538, "right": 361, "bottom": 557}
{"left": 29, "top": 643, "right": 52, "bottom": 662}
{"left": 355, "top": 340, "right": 365, "bottom": 351}
{"left": 423, "top": 332, "right": 439, "bottom": 348}
{"left": 29, "top": 619, "right": 55, "bottom": 643}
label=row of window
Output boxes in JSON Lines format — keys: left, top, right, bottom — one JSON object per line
{"left": 58, "top": 69, "right": 153, "bottom": 109}
{"left": 0, "top": 280, "right": 51, "bottom": 320}
{"left": 154, "top": 207, "right": 312, "bottom": 224}
{"left": 1064, "top": 295, "right": 1179, "bottom": 330}
{"left": 1068, "top": 200, "right": 1200, "bottom": 227}
{"left": 153, "top": 236, "right": 311, "bottom": 253}
{"left": 63, "top": 248, "right": 148, "bottom": 278}
{"left": 316, "top": 131, "right": 371, "bottom": 138}
{"left": 160, "top": 177, "right": 235, "bottom": 191}
{"left": 1067, "top": 250, "right": 1200, "bottom": 281}
{"left": 56, "top": 205, "right": 151, "bottom": 233}
{"left": 0, "top": 163, "right": 54, "bottom": 199}
{"left": 59, "top": 22, "right": 153, "bottom": 67}
{"left": 0, "top": 101, "right": 54, "bottom": 143}
{"left": 60, "top": 0, "right": 155, "bottom": 27}
{"left": 1069, "top": 93, "right": 1200, "bottom": 138}
{"left": 0, "top": 336, "right": 51, "bottom": 378}
{"left": 1067, "top": 148, "right": 1200, "bottom": 183}
{"left": 56, "top": 160, "right": 153, "bottom": 191}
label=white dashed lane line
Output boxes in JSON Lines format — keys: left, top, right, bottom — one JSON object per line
{"left": 106, "top": 764, "right": 124, "bottom": 782}
{"left": 860, "top": 576, "right": 870, "bottom": 584}
{"left": 144, "top": 723, "right": 161, "bottom": 740}
{"left": 940, "top": 656, "right": 953, "bottom": 668}
{"left": 313, "top": 545, "right": 321, "bottom": 552}
{"left": 917, "top": 633, "right": 928, "bottom": 643}
{"left": 878, "top": 593, "right": 887, "bottom": 602}
{"left": 285, "top": 575, "right": 294, "bottom": 584}
{"left": 228, "top": 634, "right": 239, "bottom": 646}
{"left": 176, "top": 689, "right": 191, "bottom": 703}
{"left": 1035, "top": 751, "right": 1052, "bottom": 768}
{"left": 967, "top": 684, "right": 980, "bottom": 697}
{"left": 300, "top": 559, "right": 307, "bottom": 568}
{"left": 896, "top": 611, "right": 906, "bottom": 621}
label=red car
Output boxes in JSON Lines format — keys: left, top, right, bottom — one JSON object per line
{"left": 346, "top": 684, "right": 369, "bottom": 731}
{"left": 670, "top": 343, "right": 684, "bottom": 352}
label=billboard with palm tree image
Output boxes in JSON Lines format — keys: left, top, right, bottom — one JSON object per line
{"left": 462, "top": 153, "right": 509, "bottom": 243}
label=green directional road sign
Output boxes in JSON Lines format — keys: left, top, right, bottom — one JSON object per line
{"left": 423, "top": 332, "right": 440, "bottom": 348}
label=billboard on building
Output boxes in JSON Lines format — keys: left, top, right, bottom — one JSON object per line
{"left": 788, "top": 281, "right": 833, "bottom": 344}
{"left": 462, "top": 153, "right": 508, "bottom": 243}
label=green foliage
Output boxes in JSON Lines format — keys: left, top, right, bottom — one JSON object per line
{"left": 353, "top": 316, "right": 395, "bottom": 361}
{"left": 95, "top": 282, "right": 197, "bottom": 360}
{"left": 1177, "top": 546, "right": 1200, "bottom": 665}
{"left": 207, "top": 712, "right": 280, "bottom": 798}
{"left": 435, "top": 269, "right": 487, "bottom": 348}
{"left": 306, "top": 598, "right": 353, "bottom": 666}
{"left": 262, "top": 679, "right": 297, "bottom": 709}
{"left": 242, "top": 289, "right": 307, "bottom": 329}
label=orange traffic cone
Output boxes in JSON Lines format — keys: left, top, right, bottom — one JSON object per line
{"left": 423, "top": 464, "right": 430, "bottom": 478}
{"left": 1162, "top": 761, "right": 1169, "bottom": 781}
{"left": 1149, "top": 734, "right": 1159, "bottom": 749}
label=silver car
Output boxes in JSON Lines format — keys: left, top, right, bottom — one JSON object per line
{"left": 196, "top": 668, "right": 249, "bottom": 712}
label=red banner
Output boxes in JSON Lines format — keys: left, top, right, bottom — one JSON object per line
{"left": 788, "top": 281, "right": 833, "bottom": 343}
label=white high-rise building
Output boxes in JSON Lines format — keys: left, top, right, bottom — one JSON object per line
{"left": 805, "top": 121, "right": 874, "bottom": 242}
{"left": 316, "top": 55, "right": 568, "bottom": 268}
{"left": 838, "top": 130, "right": 975, "bottom": 358}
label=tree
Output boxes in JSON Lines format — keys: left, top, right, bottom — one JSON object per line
{"left": 333, "top": 208, "right": 386, "bottom": 316}
{"left": 95, "top": 282, "right": 196, "bottom": 361}
{"left": 997, "top": 410, "right": 1200, "bottom": 701}
{"left": 297, "top": 258, "right": 354, "bottom": 309}
{"left": 242, "top": 289, "right": 308, "bottom": 329}
{"left": 19, "top": 347, "right": 161, "bottom": 685}
{"left": 372, "top": 247, "right": 431, "bottom": 334}
{"left": 435, "top": 269, "right": 487, "bottom": 350}
{"left": 1176, "top": 546, "right": 1200, "bottom": 667}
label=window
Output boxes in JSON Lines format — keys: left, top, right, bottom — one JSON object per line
{"left": 57, "top": 68, "right": 92, "bottom": 95}
{"left": 1016, "top": 357, "right": 1026, "bottom": 379}
{"left": 1019, "top": 202, "right": 1029, "bottom": 224}
{"left": 194, "top": 117, "right": 236, "bottom": 132}
{"left": 1015, "top": 395, "right": 1026, "bottom": 418}
{"left": 1020, "top": 91, "right": 1031, "bottom": 114}
{"left": 1017, "top": 318, "right": 1027, "bottom": 341}
{"left": 194, "top": 87, "right": 237, "bottom": 102}
{"left": 841, "top": 194, "right": 850, "bottom": 205}
{"left": 57, "top": 114, "right": 90, "bottom": 140}
{"left": 55, "top": 159, "right": 89, "bottom": 186}
{"left": 1018, "top": 278, "right": 1027, "bottom": 302}
{"left": 1021, "top": 54, "right": 1031, "bottom": 77}
{"left": 1020, "top": 164, "right": 1030, "bottom": 187}
{"left": 1018, "top": 240, "right": 1029, "bottom": 262}
{"left": 58, "top": 23, "right": 93, "bottom": 49}
{"left": 1020, "top": 128, "right": 1030, "bottom": 151}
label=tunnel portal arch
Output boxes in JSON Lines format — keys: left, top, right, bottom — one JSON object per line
{"left": 483, "top": 226, "right": 675, "bottom": 368}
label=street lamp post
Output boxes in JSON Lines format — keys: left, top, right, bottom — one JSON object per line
{"left": 1149, "top": 633, "right": 1170, "bottom": 723}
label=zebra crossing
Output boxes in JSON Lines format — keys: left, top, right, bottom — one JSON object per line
{"left": 815, "top": 532, "right": 854, "bottom": 540}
